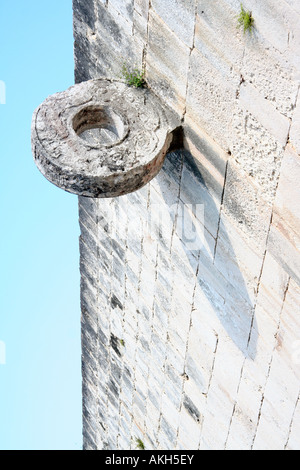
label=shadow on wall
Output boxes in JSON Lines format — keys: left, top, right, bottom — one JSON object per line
{"left": 155, "top": 149, "right": 258, "bottom": 360}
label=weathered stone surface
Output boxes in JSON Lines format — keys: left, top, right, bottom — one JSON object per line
{"left": 194, "top": 0, "right": 244, "bottom": 71}
{"left": 241, "top": 39, "right": 298, "bottom": 120}
{"left": 183, "top": 117, "right": 228, "bottom": 202}
{"left": 74, "top": 1, "right": 144, "bottom": 82}
{"left": 107, "top": 0, "right": 134, "bottom": 26}
{"left": 238, "top": 82, "right": 290, "bottom": 147}
{"left": 73, "top": 0, "right": 96, "bottom": 30}
{"left": 230, "top": 107, "right": 285, "bottom": 201}
{"left": 214, "top": 211, "right": 264, "bottom": 305}
{"left": 31, "top": 78, "right": 180, "bottom": 197}
{"left": 151, "top": 0, "right": 197, "bottom": 48}
{"left": 247, "top": 0, "right": 300, "bottom": 73}
{"left": 290, "top": 91, "right": 300, "bottom": 155}
{"left": 179, "top": 150, "right": 222, "bottom": 239}
{"left": 146, "top": 10, "right": 191, "bottom": 116}
{"left": 185, "top": 48, "right": 240, "bottom": 150}
{"left": 273, "top": 145, "right": 300, "bottom": 241}
{"left": 255, "top": 252, "right": 289, "bottom": 323}
{"left": 222, "top": 160, "right": 273, "bottom": 251}
{"left": 267, "top": 145, "right": 300, "bottom": 284}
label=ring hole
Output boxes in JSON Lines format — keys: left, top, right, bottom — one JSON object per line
{"left": 72, "top": 105, "right": 126, "bottom": 147}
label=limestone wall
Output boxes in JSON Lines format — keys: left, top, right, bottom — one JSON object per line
{"left": 74, "top": 0, "right": 300, "bottom": 450}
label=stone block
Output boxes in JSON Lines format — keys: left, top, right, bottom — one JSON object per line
{"left": 250, "top": 309, "right": 278, "bottom": 362}
{"left": 183, "top": 118, "right": 228, "bottom": 202}
{"left": 108, "top": 0, "right": 134, "bottom": 25}
{"left": 268, "top": 224, "right": 300, "bottom": 286}
{"left": 195, "top": 0, "right": 244, "bottom": 71}
{"left": 134, "top": 0, "right": 149, "bottom": 19}
{"left": 146, "top": 10, "right": 190, "bottom": 116}
{"left": 201, "top": 254, "right": 254, "bottom": 350}
{"left": 200, "top": 403, "right": 230, "bottom": 450}
{"left": 150, "top": 167, "right": 180, "bottom": 207}
{"left": 253, "top": 327, "right": 275, "bottom": 373}
{"left": 156, "top": 253, "right": 173, "bottom": 294}
{"left": 133, "top": 8, "right": 148, "bottom": 40}
{"left": 160, "top": 414, "right": 178, "bottom": 447}
{"left": 171, "top": 264, "right": 195, "bottom": 303}
{"left": 79, "top": 221, "right": 98, "bottom": 260}
{"left": 171, "top": 231, "right": 201, "bottom": 277}
{"left": 214, "top": 211, "right": 263, "bottom": 305}
{"left": 196, "top": 255, "right": 227, "bottom": 321}
{"left": 79, "top": 204, "right": 98, "bottom": 239}
{"left": 195, "top": 0, "right": 299, "bottom": 117}
{"left": 228, "top": 370, "right": 264, "bottom": 448}
{"left": 240, "top": 32, "right": 298, "bottom": 119}
{"left": 151, "top": 0, "right": 197, "bottom": 48}
{"left": 273, "top": 145, "right": 300, "bottom": 241}
{"left": 267, "top": 146, "right": 300, "bottom": 284}
{"left": 185, "top": 48, "right": 240, "bottom": 151}
{"left": 226, "top": 412, "right": 257, "bottom": 450}
{"left": 253, "top": 354, "right": 299, "bottom": 450}
{"left": 139, "top": 268, "right": 156, "bottom": 310}
{"left": 93, "top": 3, "right": 141, "bottom": 77}
{"left": 247, "top": 0, "right": 300, "bottom": 69}
{"left": 239, "top": 82, "right": 290, "bottom": 147}
{"left": 200, "top": 340, "right": 245, "bottom": 449}
{"left": 79, "top": 196, "right": 98, "bottom": 220}
{"left": 81, "top": 276, "right": 98, "bottom": 315}
{"left": 259, "top": 252, "right": 290, "bottom": 302}
{"left": 230, "top": 107, "right": 285, "bottom": 201}
{"left": 222, "top": 160, "right": 272, "bottom": 252}
{"left": 153, "top": 281, "right": 171, "bottom": 317}
{"left": 73, "top": 17, "right": 101, "bottom": 82}
{"left": 286, "top": 399, "right": 300, "bottom": 450}
{"left": 165, "top": 345, "right": 186, "bottom": 376}
{"left": 162, "top": 150, "right": 184, "bottom": 185}
{"left": 186, "top": 319, "right": 218, "bottom": 392}
{"left": 278, "top": 280, "right": 300, "bottom": 379}
{"left": 177, "top": 407, "right": 201, "bottom": 450}
{"left": 160, "top": 394, "right": 181, "bottom": 432}
{"left": 222, "top": 291, "right": 255, "bottom": 355}
{"left": 147, "top": 194, "right": 175, "bottom": 252}
{"left": 179, "top": 151, "right": 222, "bottom": 240}
{"left": 73, "top": 0, "right": 96, "bottom": 30}
{"left": 168, "top": 299, "right": 191, "bottom": 347}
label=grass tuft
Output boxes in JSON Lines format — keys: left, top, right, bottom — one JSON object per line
{"left": 237, "top": 4, "right": 254, "bottom": 34}
{"left": 120, "top": 64, "right": 146, "bottom": 88}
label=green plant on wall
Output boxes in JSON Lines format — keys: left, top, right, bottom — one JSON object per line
{"left": 237, "top": 4, "right": 254, "bottom": 34}
{"left": 120, "top": 63, "right": 145, "bottom": 88}
{"left": 135, "top": 438, "right": 145, "bottom": 450}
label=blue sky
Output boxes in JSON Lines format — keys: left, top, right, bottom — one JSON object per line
{"left": 0, "top": 1, "right": 82, "bottom": 450}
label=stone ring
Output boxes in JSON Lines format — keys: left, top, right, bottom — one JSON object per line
{"left": 31, "top": 78, "right": 180, "bottom": 198}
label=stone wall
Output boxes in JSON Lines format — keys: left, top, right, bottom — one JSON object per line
{"left": 74, "top": 0, "right": 300, "bottom": 450}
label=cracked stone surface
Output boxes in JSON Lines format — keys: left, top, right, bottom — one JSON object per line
{"left": 31, "top": 78, "right": 180, "bottom": 198}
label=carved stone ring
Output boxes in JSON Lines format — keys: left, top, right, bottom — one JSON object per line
{"left": 31, "top": 78, "right": 180, "bottom": 198}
